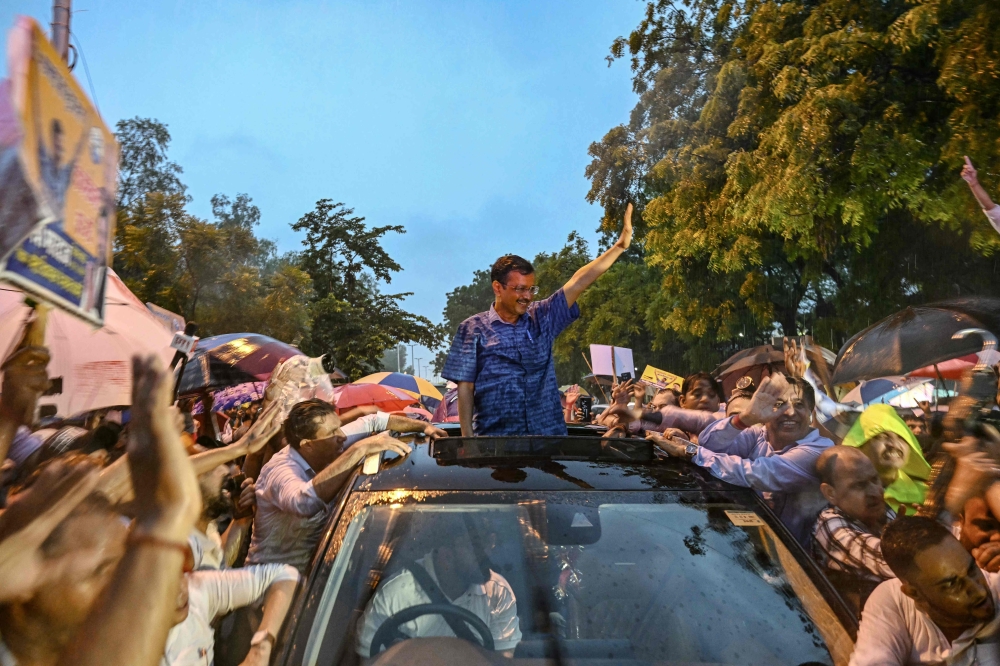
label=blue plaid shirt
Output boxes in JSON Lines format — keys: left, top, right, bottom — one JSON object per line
{"left": 441, "top": 289, "right": 580, "bottom": 435}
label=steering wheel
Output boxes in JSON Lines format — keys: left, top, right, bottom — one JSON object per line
{"left": 369, "top": 603, "right": 495, "bottom": 656}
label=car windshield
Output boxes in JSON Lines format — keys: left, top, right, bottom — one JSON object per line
{"left": 303, "top": 490, "right": 853, "bottom": 665}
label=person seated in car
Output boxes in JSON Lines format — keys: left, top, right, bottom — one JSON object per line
{"left": 607, "top": 373, "right": 726, "bottom": 441}
{"left": 850, "top": 516, "right": 1000, "bottom": 666}
{"left": 355, "top": 515, "right": 521, "bottom": 659}
{"left": 812, "top": 446, "right": 896, "bottom": 614}
{"left": 841, "top": 405, "right": 931, "bottom": 515}
{"left": 650, "top": 373, "right": 832, "bottom": 547}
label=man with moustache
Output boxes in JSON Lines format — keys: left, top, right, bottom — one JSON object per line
{"left": 442, "top": 206, "right": 633, "bottom": 437}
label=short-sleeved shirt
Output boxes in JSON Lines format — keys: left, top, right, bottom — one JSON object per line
{"left": 356, "top": 553, "right": 521, "bottom": 656}
{"left": 441, "top": 289, "right": 580, "bottom": 436}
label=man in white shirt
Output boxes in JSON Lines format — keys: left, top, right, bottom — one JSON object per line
{"left": 247, "top": 399, "right": 443, "bottom": 573}
{"left": 961, "top": 156, "right": 1000, "bottom": 235}
{"left": 162, "top": 563, "right": 299, "bottom": 666}
{"left": 649, "top": 373, "right": 832, "bottom": 546}
{"left": 852, "top": 516, "right": 1000, "bottom": 666}
{"left": 356, "top": 516, "right": 521, "bottom": 658}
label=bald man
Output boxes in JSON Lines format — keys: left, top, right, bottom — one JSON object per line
{"left": 812, "top": 446, "right": 897, "bottom": 613}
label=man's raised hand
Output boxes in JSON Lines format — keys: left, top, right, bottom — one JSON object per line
{"left": 241, "top": 401, "right": 282, "bottom": 454}
{"left": 128, "top": 354, "right": 201, "bottom": 544}
{"left": 738, "top": 374, "right": 790, "bottom": 427}
{"left": 962, "top": 156, "right": 979, "bottom": 185}
{"left": 615, "top": 203, "right": 633, "bottom": 250}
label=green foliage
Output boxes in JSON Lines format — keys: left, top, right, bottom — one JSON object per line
{"left": 292, "top": 200, "right": 440, "bottom": 378}
{"left": 114, "top": 117, "right": 187, "bottom": 210}
{"left": 587, "top": 0, "right": 1000, "bottom": 355}
{"left": 431, "top": 269, "right": 494, "bottom": 374}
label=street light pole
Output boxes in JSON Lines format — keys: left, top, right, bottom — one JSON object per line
{"left": 51, "top": 0, "right": 71, "bottom": 62}
{"left": 396, "top": 344, "right": 401, "bottom": 373}
{"left": 416, "top": 358, "right": 423, "bottom": 379}
{"left": 408, "top": 344, "right": 417, "bottom": 375}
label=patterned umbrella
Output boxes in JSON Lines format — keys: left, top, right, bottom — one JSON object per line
{"left": 431, "top": 387, "right": 460, "bottom": 423}
{"left": 333, "top": 384, "right": 418, "bottom": 413}
{"left": 177, "top": 334, "right": 301, "bottom": 395}
{"left": 841, "top": 376, "right": 932, "bottom": 406}
{"left": 354, "top": 372, "right": 443, "bottom": 410}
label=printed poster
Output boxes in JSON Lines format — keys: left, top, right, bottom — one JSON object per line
{"left": 641, "top": 365, "right": 683, "bottom": 391}
{"left": 0, "top": 17, "right": 118, "bottom": 325}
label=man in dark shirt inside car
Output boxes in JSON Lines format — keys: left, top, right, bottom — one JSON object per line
{"left": 356, "top": 516, "right": 521, "bottom": 659}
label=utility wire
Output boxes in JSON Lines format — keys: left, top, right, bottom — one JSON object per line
{"left": 70, "top": 32, "right": 100, "bottom": 117}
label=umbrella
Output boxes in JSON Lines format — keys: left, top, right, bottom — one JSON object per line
{"left": 354, "top": 371, "right": 443, "bottom": 410}
{"left": 177, "top": 333, "right": 301, "bottom": 395}
{"left": 334, "top": 384, "right": 418, "bottom": 413}
{"left": 431, "top": 387, "right": 460, "bottom": 423}
{"left": 909, "top": 354, "right": 977, "bottom": 380}
{"left": 832, "top": 298, "right": 1000, "bottom": 385}
{"left": 390, "top": 406, "right": 434, "bottom": 422}
{"left": 714, "top": 345, "right": 785, "bottom": 397}
{"left": 841, "top": 376, "right": 932, "bottom": 407}
{"left": 559, "top": 385, "right": 591, "bottom": 397}
{"left": 205, "top": 382, "right": 267, "bottom": 412}
{"left": 0, "top": 269, "right": 174, "bottom": 416}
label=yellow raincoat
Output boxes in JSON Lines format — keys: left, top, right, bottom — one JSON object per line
{"left": 841, "top": 404, "right": 930, "bottom": 515}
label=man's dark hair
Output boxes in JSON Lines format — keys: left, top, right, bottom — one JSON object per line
{"left": 680, "top": 372, "right": 724, "bottom": 402}
{"left": 285, "top": 399, "right": 337, "bottom": 448}
{"left": 882, "top": 516, "right": 954, "bottom": 579}
{"left": 491, "top": 255, "right": 534, "bottom": 285}
{"left": 786, "top": 376, "right": 816, "bottom": 410}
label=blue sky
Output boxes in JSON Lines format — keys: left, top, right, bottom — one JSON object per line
{"left": 2, "top": 1, "right": 642, "bottom": 376}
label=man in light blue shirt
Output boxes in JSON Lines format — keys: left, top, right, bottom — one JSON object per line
{"left": 649, "top": 373, "right": 832, "bottom": 546}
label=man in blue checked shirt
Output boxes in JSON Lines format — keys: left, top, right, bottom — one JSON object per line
{"left": 442, "top": 205, "right": 634, "bottom": 436}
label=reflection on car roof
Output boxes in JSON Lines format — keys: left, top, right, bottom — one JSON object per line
{"left": 355, "top": 438, "right": 737, "bottom": 494}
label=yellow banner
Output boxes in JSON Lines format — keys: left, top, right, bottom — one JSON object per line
{"left": 641, "top": 365, "right": 683, "bottom": 391}
{"left": 0, "top": 17, "right": 118, "bottom": 324}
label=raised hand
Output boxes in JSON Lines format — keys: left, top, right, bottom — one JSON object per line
{"left": 612, "top": 379, "right": 635, "bottom": 406}
{"left": 0, "top": 456, "right": 100, "bottom": 601}
{"left": 241, "top": 401, "right": 282, "bottom": 454}
{"left": 782, "top": 337, "right": 807, "bottom": 379}
{"left": 962, "top": 156, "right": 979, "bottom": 185}
{"left": 739, "top": 374, "right": 791, "bottom": 427}
{"left": 615, "top": 203, "right": 633, "bottom": 250}
{"left": 0, "top": 346, "right": 51, "bottom": 426}
{"left": 565, "top": 384, "right": 581, "bottom": 406}
{"left": 128, "top": 354, "right": 201, "bottom": 544}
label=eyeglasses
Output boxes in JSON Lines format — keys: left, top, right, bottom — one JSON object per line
{"left": 503, "top": 284, "right": 539, "bottom": 296}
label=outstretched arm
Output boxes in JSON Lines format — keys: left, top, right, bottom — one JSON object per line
{"left": 962, "top": 156, "right": 997, "bottom": 210}
{"left": 562, "top": 203, "right": 633, "bottom": 307}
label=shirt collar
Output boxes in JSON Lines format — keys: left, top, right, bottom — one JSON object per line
{"left": 423, "top": 552, "right": 488, "bottom": 598}
{"left": 487, "top": 303, "right": 520, "bottom": 327}
{"left": 286, "top": 445, "right": 317, "bottom": 478}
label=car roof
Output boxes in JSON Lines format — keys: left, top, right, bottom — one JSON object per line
{"left": 354, "top": 436, "right": 739, "bottom": 493}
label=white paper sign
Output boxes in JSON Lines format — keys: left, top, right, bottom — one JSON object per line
{"left": 590, "top": 344, "right": 635, "bottom": 379}
{"left": 725, "top": 510, "right": 766, "bottom": 527}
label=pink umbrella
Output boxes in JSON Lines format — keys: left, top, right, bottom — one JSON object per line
{"left": 334, "top": 384, "right": 417, "bottom": 413}
{"left": 908, "top": 354, "right": 977, "bottom": 380}
{"left": 0, "top": 269, "right": 175, "bottom": 416}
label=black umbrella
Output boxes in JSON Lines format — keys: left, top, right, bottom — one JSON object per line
{"left": 831, "top": 298, "right": 1000, "bottom": 385}
{"left": 177, "top": 333, "right": 302, "bottom": 395}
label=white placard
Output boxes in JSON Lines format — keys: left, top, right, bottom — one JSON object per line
{"left": 590, "top": 344, "right": 635, "bottom": 379}
{"left": 725, "top": 510, "right": 766, "bottom": 527}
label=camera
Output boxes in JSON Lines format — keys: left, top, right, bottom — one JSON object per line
{"left": 578, "top": 396, "right": 593, "bottom": 423}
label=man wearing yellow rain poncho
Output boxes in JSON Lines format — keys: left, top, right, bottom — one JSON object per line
{"left": 841, "top": 404, "right": 930, "bottom": 514}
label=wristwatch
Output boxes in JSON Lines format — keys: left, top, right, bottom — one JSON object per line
{"left": 250, "top": 631, "right": 276, "bottom": 650}
{"left": 683, "top": 442, "right": 698, "bottom": 461}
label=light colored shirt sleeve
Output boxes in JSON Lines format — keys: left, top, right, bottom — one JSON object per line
{"left": 488, "top": 579, "right": 522, "bottom": 651}
{"left": 693, "top": 424, "right": 822, "bottom": 493}
{"left": 632, "top": 407, "right": 722, "bottom": 435}
{"left": 194, "top": 564, "right": 299, "bottom": 620}
{"left": 341, "top": 412, "right": 391, "bottom": 449}
{"left": 826, "top": 522, "right": 895, "bottom": 580}
{"left": 259, "top": 462, "right": 327, "bottom": 517}
{"left": 355, "top": 571, "right": 419, "bottom": 656}
{"left": 697, "top": 417, "right": 759, "bottom": 455}
{"left": 849, "top": 582, "right": 910, "bottom": 666}
{"left": 985, "top": 205, "right": 1000, "bottom": 235}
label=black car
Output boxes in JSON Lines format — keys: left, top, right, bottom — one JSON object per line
{"left": 272, "top": 432, "right": 857, "bottom": 665}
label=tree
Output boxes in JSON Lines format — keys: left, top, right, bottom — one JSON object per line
{"left": 292, "top": 199, "right": 440, "bottom": 378}
{"left": 114, "top": 118, "right": 187, "bottom": 211}
{"left": 586, "top": 0, "right": 1000, "bottom": 359}
{"left": 431, "top": 269, "right": 494, "bottom": 374}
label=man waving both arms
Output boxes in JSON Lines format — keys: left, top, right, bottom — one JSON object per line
{"left": 442, "top": 204, "right": 633, "bottom": 437}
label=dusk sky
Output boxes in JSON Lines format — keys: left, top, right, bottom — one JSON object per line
{"left": 2, "top": 1, "right": 644, "bottom": 375}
